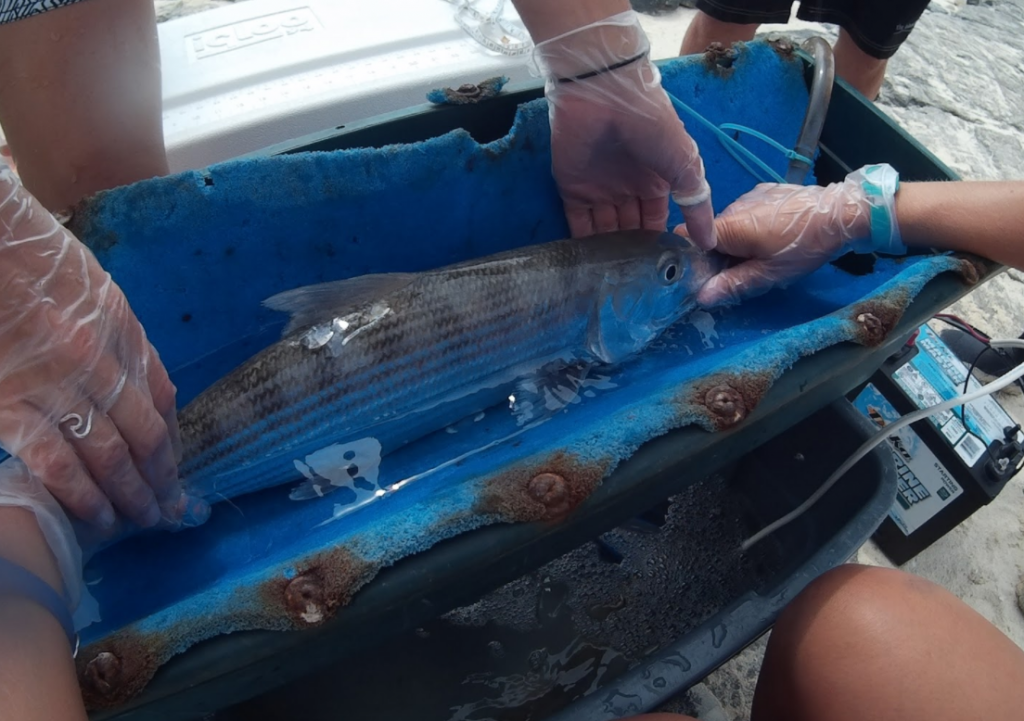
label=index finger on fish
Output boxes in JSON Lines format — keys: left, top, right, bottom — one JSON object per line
{"left": 676, "top": 198, "right": 717, "bottom": 251}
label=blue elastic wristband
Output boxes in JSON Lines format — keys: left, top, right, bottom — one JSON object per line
{"left": 866, "top": 170, "right": 898, "bottom": 247}
{"left": 852, "top": 163, "right": 905, "bottom": 255}
{"left": 0, "top": 556, "right": 77, "bottom": 655}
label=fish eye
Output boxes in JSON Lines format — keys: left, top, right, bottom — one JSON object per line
{"left": 657, "top": 252, "right": 682, "bottom": 285}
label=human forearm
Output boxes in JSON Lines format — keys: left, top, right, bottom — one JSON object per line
{"left": 897, "top": 181, "right": 1024, "bottom": 270}
{"left": 0, "top": 507, "right": 87, "bottom": 721}
{"left": 0, "top": 0, "right": 167, "bottom": 211}
{"left": 691, "top": 166, "right": 1024, "bottom": 307}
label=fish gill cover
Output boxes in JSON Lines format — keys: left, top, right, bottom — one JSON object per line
{"left": 68, "top": 41, "right": 976, "bottom": 708}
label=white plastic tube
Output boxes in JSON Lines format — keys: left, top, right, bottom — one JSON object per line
{"left": 742, "top": 339, "right": 1024, "bottom": 551}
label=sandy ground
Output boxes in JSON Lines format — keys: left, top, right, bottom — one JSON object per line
{"left": 4, "top": 1, "right": 1022, "bottom": 717}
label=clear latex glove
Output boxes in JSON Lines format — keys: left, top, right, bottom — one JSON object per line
{"left": 530, "top": 10, "right": 716, "bottom": 249}
{"left": 0, "top": 163, "right": 198, "bottom": 532}
{"left": 685, "top": 164, "right": 904, "bottom": 307}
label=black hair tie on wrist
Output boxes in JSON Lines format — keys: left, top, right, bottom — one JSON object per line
{"left": 555, "top": 51, "right": 649, "bottom": 83}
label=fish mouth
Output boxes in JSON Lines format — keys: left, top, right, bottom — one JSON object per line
{"left": 693, "top": 249, "right": 730, "bottom": 292}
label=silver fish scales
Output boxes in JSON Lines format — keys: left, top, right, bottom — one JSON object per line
{"left": 177, "top": 230, "right": 723, "bottom": 501}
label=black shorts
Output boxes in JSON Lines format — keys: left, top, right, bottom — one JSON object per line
{"left": 694, "top": 0, "right": 931, "bottom": 59}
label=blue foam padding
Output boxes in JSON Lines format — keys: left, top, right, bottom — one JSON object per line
{"left": 69, "top": 43, "right": 969, "bottom": 686}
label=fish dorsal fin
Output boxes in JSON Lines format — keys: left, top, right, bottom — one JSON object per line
{"left": 263, "top": 273, "right": 418, "bottom": 335}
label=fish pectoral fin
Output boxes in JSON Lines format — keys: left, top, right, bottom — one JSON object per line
{"left": 511, "top": 360, "right": 608, "bottom": 426}
{"left": 290, "top": 479, "right": 329, "bottom": 501}
{"left": 289, "top": 462, "right": 339, "bottom": 501}
{"left": 288, "top": 477, "right": 335, "bottom": 501}
{"left": 263, "top": 273, "right": 418, "bottom": 335}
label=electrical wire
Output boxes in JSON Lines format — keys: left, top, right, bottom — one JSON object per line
{"left": 932, "top": 313, "right": 991, "bottom": 344}
{"left": 741, "top": 338, "right": 1024, "bottom": 551}
{"left": 961, "top": 345, "right": 994, "bottom": 422}
{"left": 955, "top": 344, "right": 1003, "bottom": 467}
{"left": 929, "top": 314, "right": 1024, "bottom": 398}
{"left": 929, "top": 316, "right": 1021, "bottom": 458}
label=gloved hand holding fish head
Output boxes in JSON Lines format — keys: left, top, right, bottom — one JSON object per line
{"left": 176, "top": 230, "right": 724, "bottom": 506}
{"left": 584, "top": 233, "right": 723, "bottom": 364}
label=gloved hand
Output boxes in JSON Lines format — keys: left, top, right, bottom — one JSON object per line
{"left": 531, "top": 10, "right": 716, "bottom": 249}
{"left": 686, "top": 164, "right": 905, "bottom": 307}
{"left": 0, "top": 163, "right": 194, "bottom": 531}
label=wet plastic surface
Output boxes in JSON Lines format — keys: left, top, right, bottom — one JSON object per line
{"left": 214, "top": 399, "right": 895, "bottom": 720}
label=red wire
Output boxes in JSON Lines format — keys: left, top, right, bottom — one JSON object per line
{"left": 934, "top": 314, "right": 991, "bottom": 344}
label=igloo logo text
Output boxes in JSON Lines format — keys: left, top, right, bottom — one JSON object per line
{"left": 186, "top": 8, "right": 322, "bottom": 61}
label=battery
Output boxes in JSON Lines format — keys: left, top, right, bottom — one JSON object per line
{"left": 847, "top": 324, "right": 1024, "bottom": 566}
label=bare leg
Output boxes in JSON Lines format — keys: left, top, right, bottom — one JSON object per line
{"left": 833, "top": 29, "right": 888, "bottom": 101}
{"left": 0, "top": 507, "right": 89, "bottom": 721}
{"left": 752, "top": 564, "right": 1024, "bottom": 721}
{"left": 680, "top": 11, "right": 759, "bottom": 56}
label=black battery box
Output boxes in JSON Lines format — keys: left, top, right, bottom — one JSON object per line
{"left": 847, "top": 324, "right": 1024, "bottom": 566}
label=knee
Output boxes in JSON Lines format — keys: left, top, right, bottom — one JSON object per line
{"left": 772, "top": 564, "right": 947, "bottom": 652}
{"left": 761, "top": 565, "right": 953, "bottom": 685}
{"left": 749, "top": 566, "right": 945, "bottom": 719}
{"left": 785, "top": 563, "right": 942, "bottom": 615}
{"left": 755, "top": 566, "right": 1024, "bottom": 720}
{"left": 833, "top": 29, "right": 888, "bottom": 98}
